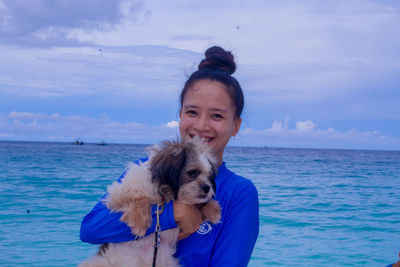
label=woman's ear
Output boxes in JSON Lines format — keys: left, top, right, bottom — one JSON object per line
{"left": 232, "top": 117, "right": 242, "bottom": 137}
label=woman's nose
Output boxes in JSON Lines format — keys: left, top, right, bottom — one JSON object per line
{"left": 193, "top": 115, "right": 209, "bottom": 131}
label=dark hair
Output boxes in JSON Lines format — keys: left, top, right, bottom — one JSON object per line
{"left": 179, "top": 46, "right": 244, "bottom": 119}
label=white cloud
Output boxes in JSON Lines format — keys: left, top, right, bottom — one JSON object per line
{"left": 270, "top": 121, "right": 284, "bottom": 132}
{"left": 269, "top": 117, "right": 290, "bottom": 132}
{"left": 165, "top": 120, "right": 179, "bottom": 128}
{"left": 0, "top": 0, "right": 399, "bottom": 149}
{"left": 0, "top": 112, "right": 179, "bottom": 144}
{"left": 55, "top": 0, "right": 400, "bottom": 107}
{"left": 233, "top": 119, "right": 400, "bottom": 151}
{"left": 0, "top": 0, "right": 145, "bottom": 47}
{"left": 0, "top": 44, "right": 199, "bottom": 98}
{"left": 1, "top": 113, "right": 399, "bottom": 150}
{"left": 296, "top": 120, "right": 316, "bottom": 132}
{"left": 7, "top": 111, "right": 45, "bottom": 120}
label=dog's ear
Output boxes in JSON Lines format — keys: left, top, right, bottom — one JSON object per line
{"left": 150, "top": 141, "right": 187, "bottom": 200}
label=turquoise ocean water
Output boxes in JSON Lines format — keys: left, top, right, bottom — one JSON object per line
{"left": 1, "top": 141, "right": 399, "bottom": 266}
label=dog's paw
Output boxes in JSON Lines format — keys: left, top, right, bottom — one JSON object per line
{"left": 201, "top": 199, "right": 221, "bottom": 224}
{"left": 119, "top": 197, "right": 152, "bottom": 237}
{"left": 105, "top": 181, "right": 131, "bottom": 211}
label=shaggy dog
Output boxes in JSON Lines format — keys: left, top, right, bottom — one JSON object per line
{"left": 80, "top": 138, "right": 221, "bottom": 267}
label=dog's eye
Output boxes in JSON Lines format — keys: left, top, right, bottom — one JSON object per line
{"left": 187, "top": 169, "right": 200, "bottom": 179}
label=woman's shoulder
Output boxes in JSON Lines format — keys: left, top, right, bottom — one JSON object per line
{"left": 216, "top": 163, "right": 258, "bottom": 198}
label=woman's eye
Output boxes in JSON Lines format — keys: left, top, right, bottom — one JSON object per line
{"left": 212, "top": 113, "right": 223, "bottom": 119}
{"left": 185, "top": 110, "right": 197, "bottom": 116}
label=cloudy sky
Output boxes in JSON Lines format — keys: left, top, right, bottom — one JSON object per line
{"left": 1, "top": 0, "right": 399, "bottom": 150}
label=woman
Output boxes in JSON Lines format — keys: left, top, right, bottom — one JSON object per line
{"left": 80, "top": 46, "right": 259, "bottom": 266}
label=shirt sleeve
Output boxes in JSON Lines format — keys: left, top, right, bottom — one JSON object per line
{"left": 79, "top": 169, "right": 178, "bottom": 244}
{"left": 210, "top": 180, "right": 259, "bottom": 267}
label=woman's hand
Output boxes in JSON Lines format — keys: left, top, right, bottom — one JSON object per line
{"left": 173, "top": 201, "right": 203, "bottom": 240}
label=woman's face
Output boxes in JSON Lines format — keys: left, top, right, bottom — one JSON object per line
{"left": 179, "top": 79, "right": 241, "bottom": 164}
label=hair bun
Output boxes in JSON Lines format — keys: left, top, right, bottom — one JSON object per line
{"left": 198, "top": 46, "right": 236, "bottom": 75}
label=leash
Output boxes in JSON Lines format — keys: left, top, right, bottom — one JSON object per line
{"left": 152, "top": 204, "right": 164, "bottom": 267}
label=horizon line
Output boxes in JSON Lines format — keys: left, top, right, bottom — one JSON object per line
{"left": 1, "top": 139, "right": 399, "bottom": 153}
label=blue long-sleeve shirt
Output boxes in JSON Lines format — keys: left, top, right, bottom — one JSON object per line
{"left": 80, "top": 162, "right": 259, "bottom": 267}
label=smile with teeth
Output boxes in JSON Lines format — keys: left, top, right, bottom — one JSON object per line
{"left": 190, "top": 134, "right": 213, "bottom": 142}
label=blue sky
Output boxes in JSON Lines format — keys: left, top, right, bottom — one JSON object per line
{"left": 0, "top": 0, "right": 399, "bottom": 150}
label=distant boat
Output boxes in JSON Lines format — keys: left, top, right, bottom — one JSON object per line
{"left": 97, "top": 140, "right": 107, "bottom": 146}
{"left": 72, "top": 139, "right": 84, "bottom": 145}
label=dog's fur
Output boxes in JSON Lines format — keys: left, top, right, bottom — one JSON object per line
{"left": 80, "top": 138, "right": 221, "bottom": 267}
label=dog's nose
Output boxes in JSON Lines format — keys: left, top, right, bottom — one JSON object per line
{"left": 201, "top": 184, "right": 210, "bottom": 194}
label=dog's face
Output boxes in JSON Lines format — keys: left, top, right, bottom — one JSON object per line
{"left": 149, "top": 138, "right": 218, "bottom": 205}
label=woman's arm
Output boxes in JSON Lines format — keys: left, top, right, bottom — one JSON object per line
{"left": 80, "top": 166, "right": 178, "bottom": 244}
{"left": 80, "top": 198, "right": 204, "bottom": 244}
{"left": 80, "top": 198, "right": 177, "bottom": 244}
{"left": 80, "top": 163, "right": 206, "bottom": 244}
{"left": 210, "top": 181, "right": 259, "bottom": 267}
